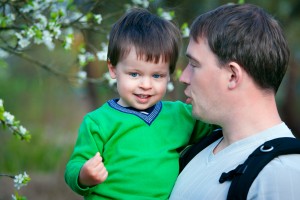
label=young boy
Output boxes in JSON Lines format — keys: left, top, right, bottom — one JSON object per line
{"left": 65, "top": 8, "right": 213, "bottom": 199}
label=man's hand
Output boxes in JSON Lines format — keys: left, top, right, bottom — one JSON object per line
{"left": 79, "top": 152, "right": 108, "bottom": 187}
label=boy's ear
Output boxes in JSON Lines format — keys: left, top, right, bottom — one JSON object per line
{"left": 227, "top": 62, "right": 242, "bottom": 89}
{"left": 107, "top": 60, "right": 117, "bottom": 79}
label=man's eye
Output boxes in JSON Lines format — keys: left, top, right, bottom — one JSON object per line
{"left": 130, "top": 73, "right": 138, "bottom": 77}
{"left": 152, "top": 74, "right": 161, "bottom": 78}
{"left": 188, "top": 62, "right": 197, "bottom": 68}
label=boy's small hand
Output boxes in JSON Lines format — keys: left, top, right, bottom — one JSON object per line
{"left": 79, "top": 152, "right": 108, "bottom": 187}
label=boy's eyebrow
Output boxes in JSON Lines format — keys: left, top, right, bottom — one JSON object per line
{"left": 186, "top": 53, "right": 200, "bottom": 64}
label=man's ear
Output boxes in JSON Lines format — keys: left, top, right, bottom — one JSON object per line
{"left": 107, "top": 60, "right": 117, "bottom": 79}
{"left": 227, "top": 62, "right": 242, "bottom": 89}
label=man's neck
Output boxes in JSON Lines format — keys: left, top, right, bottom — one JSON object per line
{"left": 214, "top": 95, "right": 282, "bottom": 153}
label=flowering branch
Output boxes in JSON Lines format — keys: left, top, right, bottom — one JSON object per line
{"left": 0, "top": 0, "right": 189, "bottom": 87}
{"left": 0, "top": 99, "right": 31, "bottom": 142}
{"left": 0, "top": 172, "right": 31, "bottom": 200}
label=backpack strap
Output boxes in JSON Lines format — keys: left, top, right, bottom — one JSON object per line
{"left": 219, "top": 137, "right": 300, "bottom": 200}
{"left": 179, "top": 128, "right": 223, "bottom": 173}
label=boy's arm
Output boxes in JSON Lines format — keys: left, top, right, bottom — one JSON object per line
{"left": 79, "top": 152, "right": 108, "bottom": 187}
{"left": 188, "top": 120, "right": 217, "bottom": 144}
{"left": 64, "top": 115, "right": 105, "bottom": 196}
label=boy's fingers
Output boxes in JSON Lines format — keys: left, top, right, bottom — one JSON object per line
{"left": 97, "top": 166, "right": 108, "bottom": 182}
{"left": 92, "top": 152, "right": 102, "bottom": 160}
{"left": 89, "top": 152, "right": 103, "bottom": 166}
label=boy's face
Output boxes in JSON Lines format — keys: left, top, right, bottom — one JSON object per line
{"left": 108, "top": 47, "right": 170, "bottom": 110}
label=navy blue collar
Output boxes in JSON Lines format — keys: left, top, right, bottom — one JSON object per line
{"left": 107, "top": 99, "right": 162, "bottom": 125}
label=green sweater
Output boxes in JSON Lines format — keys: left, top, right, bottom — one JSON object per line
{"left": 65, "top": 100, "right": 213, "bottom": 199}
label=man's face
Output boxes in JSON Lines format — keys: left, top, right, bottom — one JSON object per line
{"left": 180, "top": 38, "right": 227, "bottom": 123}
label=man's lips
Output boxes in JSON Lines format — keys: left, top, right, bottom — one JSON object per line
{"left": 185, "top": 97, "right": 192, "bottom": 104}
{"left": 184, "top": 90, "right": 192, "bottom": 104}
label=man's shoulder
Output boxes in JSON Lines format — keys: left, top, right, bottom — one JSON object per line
{"left": 248, "top": 154, "right": 300, "bottom": 198}
{"left": 250, "top": 136, "right": 300, "bottom": 180}
{"left": 261, "top": 153, "right": 300, "bottom": 173}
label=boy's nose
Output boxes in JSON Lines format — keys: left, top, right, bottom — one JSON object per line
{"left": 139, "top": 77, "right": 152, "bottom": 89}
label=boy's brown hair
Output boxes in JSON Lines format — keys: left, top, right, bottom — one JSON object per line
{"left": 107, "top": 8, "right": 181, "bottom": 74}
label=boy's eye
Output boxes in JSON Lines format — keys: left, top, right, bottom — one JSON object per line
{"left": 130, "top": 72, "right": 138, "bottom": 77}
{"left": 152, "top": 74, "right": 161, "bottom": 78}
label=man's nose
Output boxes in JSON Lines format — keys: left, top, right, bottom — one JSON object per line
{"left": 179, "top": 66, "right": 191, "bottom": 84}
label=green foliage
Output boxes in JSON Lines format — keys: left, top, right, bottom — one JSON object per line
{"left": 13, "top": 192, "right": 28, "bottom": 200}
{"left": 0, "top": 131, "right": 67, "bottom": 172}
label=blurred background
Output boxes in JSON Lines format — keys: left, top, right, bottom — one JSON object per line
{"left": 0, "top": 0, "right": 299, "bottom": 199}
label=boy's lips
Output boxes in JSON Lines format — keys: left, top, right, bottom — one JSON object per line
{"left": 135, "top": 94, "right": 152, "bottom": 104}
{"left": 135, "top": 94, "right": 151, "bottom": 99}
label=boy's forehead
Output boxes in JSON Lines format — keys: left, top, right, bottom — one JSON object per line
{"left": 121, "top": 46, "right": 169, "bottom": 64}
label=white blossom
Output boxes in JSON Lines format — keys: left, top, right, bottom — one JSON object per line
{"left": 78, "top": 52, "right": 95, "bottom": 66}
{"left": 79, "top": 16, "right": 88, "bottom": 23}
{"left": 97, "top": 43, "right": 108, "bottom": 61}
{"left": 20, "top": 5, "right": 33, "bottom": 13}
{"left": 94, "top": 14, "right": 102, "bottom": 24}
{"left": 34, "top": 37, "right": 43, "bottom": 45}
{"left": 3, "top": 112, "right": 15, "bottom": 125}
{"left": 0, "top": 49, "right": 9, "bottom": 59}
{"left": 97, "top": 51, "right": 107, "bottom": 61}
{"left": 27, "top": 27, "right": 36, "bottom": 38}
{"left": 14, "top": 172, "right": 30, "bottom": 190}
{"left": 64, "top": 12, "right": 82, "bottom": 24}
{"left": 64, "top": 27, "right": 74, "bottom": 35}
{"left": 77, "top": 70, "right": 87, "bottom": 80}
{"left": 8, "top": 13, "right": 16, "bottom": 21}
{"left": 31, "top": 1, "right": 41, "bottom": 11}
{"left": 77, "top": 70, "right": 87, "bottom": 85}
{"left": 35, "top": 14, "right": 48, "bottom": 29}
{"left": 15, "top": 33, "right": 30, "bottom": 49}
{"left": 78, "top": 54, "right": 87, "bottom": 66}
{"left": 42, "top": 30, "right": 55, "bottom": 50}
{"left": 43, "top": 30, "right": 53, "bottom": 42}
{"left": 64, "top": 35, "right": 73, "bottom": 50}
{"left": 103, "top": 72, "right": 117, "bottom": 87}
{"left": 161, "top": 12, "right": 173, "bottom": 20}
{"left": 85, "top": 52, "right": 95, "bottom": 61}
{"left": 19, "top": 37, "right": 30, "bottom": 47}
{"left": 53, "top": 26, "right": 62, "bottom": 39}
{"left": 132, "top": 0, "right": 149, "bottom": 8}
{"left": 15, "top": 32, "right": 22, "bottom": 40}
{"left": 101, "top": 42, "right": 108, "bottom": 51}
{"left": 19, "top": 126, "right": 27, "bottom": 135}
{"left": 167, "top": 82, "right": 174, "bottom": 92}
{"left": 49, "top": 22, "right": 62, "bottom": 39}
{"left": 181, "top": 26, "right": 190, "bottom": 38}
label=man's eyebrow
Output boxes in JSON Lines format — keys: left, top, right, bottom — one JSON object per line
{"left": 186, "top": 53, "right": 200, "bottom": 64}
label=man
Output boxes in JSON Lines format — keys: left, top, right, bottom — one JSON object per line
{"left": 170, "top": 3, "right": 300, "bottom": 200}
